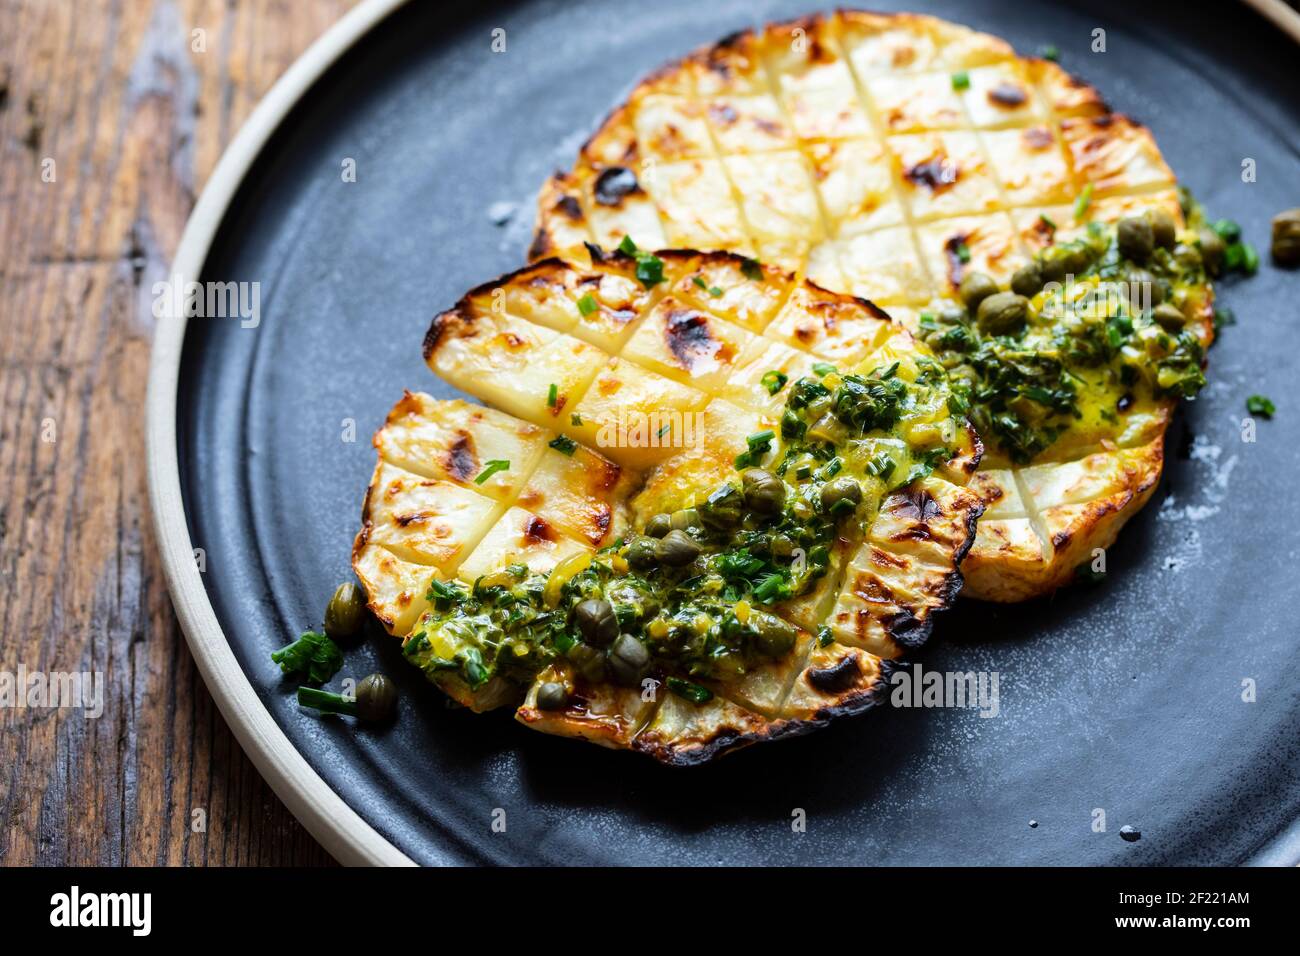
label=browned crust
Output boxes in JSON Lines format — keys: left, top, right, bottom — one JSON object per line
{"left": 424, "top": 248, "right": 789, "bottom": 363}
{"left": 629, "top": 655, "right": 899, "bottom": 767}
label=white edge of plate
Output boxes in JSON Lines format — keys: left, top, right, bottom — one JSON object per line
{"left": 146, "top": 0, "right": 417, "bottom": 868}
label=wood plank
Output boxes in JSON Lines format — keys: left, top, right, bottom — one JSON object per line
{"left": 0, "top": 0, "right": 362, "bottom": 867}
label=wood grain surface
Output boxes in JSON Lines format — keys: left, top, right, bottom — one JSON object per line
{"left": 0, "top": 0, "right": 362, "bottom": 867}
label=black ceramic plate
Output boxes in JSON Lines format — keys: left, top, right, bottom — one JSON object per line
{"left": 175, "top": 0, "right": 1300, "bottom": 865}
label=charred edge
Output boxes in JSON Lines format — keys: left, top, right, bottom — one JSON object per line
{"left": 528, "top": 227, "right": 553, "bottom": 261}
{"left": 885, "top": 491, "right": 984, "bottom": 653}
{"left": 422, "top": 311, "right": 451, "bottom": 363}
{"left": 805, "top": 274, "right": 895, "bottom": 324}
{"left": 638, "top": 709, "right": 823, "bottom": 768}
{"left": 807, "top": 654, "right": 863, "bottom": 693}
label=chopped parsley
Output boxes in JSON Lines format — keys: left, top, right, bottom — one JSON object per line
{"left": 270, "top": 631, "right": 344, "bottom": 684}
{"left": 1246, "top": 394, "right": 1275, "bottom": 418}
{"left": 475, "top": 459, "right": 511, "bottom": 484}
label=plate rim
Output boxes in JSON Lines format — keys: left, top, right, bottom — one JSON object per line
{"left": 146, "top": 0, "right": 1300, "bottom": 868}
{"left": 145, "top": 0, "right": 417, "bottom": 868}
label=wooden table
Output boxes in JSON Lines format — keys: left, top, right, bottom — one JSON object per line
{"left": 0, "top": 0, "right": 364, "bottom": 867}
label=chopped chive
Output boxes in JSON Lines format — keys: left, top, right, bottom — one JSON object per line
{"left": 546, "top": 383, "right": 558, "bottom": 407}
{"left": 666, "top": 676, "right": 713, "bottom": 704}
{"left": 951, "top": 70, "right": 970, "bottom": 90}
{"left": 634, "top": 251, "right": 664, "bottom": 288}
{"left": 548, "top": 435, "right": 578, "bottom": 456}
{"left": 1040, "top": 43, "right": 1060, "bottom": 61}
{"left": 734, "top": 429, "right": 775, "bottom": 469}
{"left": 618, "top": 235, "right": 638, "bottom": 255}
{"left": 576, "top": 293, "right": 598, "bottom": 316}
{"left": 691, "top": 275, "right": 725, "bottom": 297}
{"left": 1073, "top": 183, "right": 1094, "bottom": 221}
{"left": 812, "top": 361, "right": 837, "bottom": 377}
{"left": 955, "top": 241, "right": 971, "bottom": 263}
{"left": 816, "top": 625, "right": 833, "bottom": 648}
{"left": 1039, "top": 212, "right": 1057, "bottom": 231}
{"left": 740, "top": 257, "right": 764, "bottom": 281}
{"left": 475, "top": 459, "right": 510, "bottom": 484}
{"left": 570, "top": 412, "right": 583, "bottom": 426}
{"left": 761, "top": 369, "right": 789, "bottom": 395}
{"left": 657, "top": 422, "right": 672, "bottom": 439}
{"left": 1246, "top": 394, "right": 1275, "bottom": 418}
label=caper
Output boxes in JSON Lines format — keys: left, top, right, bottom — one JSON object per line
{"left": 819, "top": 476, "right": 862, "bottom": 513}
{"left": 975, "top": 291, "right": 1031, "bottom": 335}
{"left": 572, "top": 598, "right": 618, "bottom": 647}
{"left": 1126, "top": 267, "right": 1165, "bottom": 308}
{"left": 698, "top": 483, "right": 744, "bottom": 529}
{"left": 625, "top": 535, "right": 659, "bottom": 572}
{"left": 567, "top": 643, "right": 606, "bottom": 683}
{"left": 645, "top": 513, "right": 672, "bottom": 538}
{"left": 1147, "top": 208, "right": 1177, "bottom": 249}
{"left": 655, "top": 529, "right": 701, "bottom": 567}
{"left": 1151, "top": 302, "right": 1187, "bottom": 331}
{"left": 1009, "top": 261, "right": 1044, "bottom": 298}
{"left": 324, "top": 582, "right": 366, "bottom": 639}
{"left": 958, "top": 271, "right": 999, "bottom": 310}
{"left": 607, "top": 634, "right": 651, "bottom": 687}
{"left": 1271, "top": 207, "right": 1300, "bottom": 266}
{"left": 1197, "top": 228, "right": 1225, "bottom": 276}
{"left": 769, "top": 533, "right": 795, "bottom": 558}
{"left": 1044, "top": 244, "right": 1093, "bottom": 280}
{"left": 1172, "top": 242, "right": 1203, "bottom": 272}
{"left": 741, "top": 468, "right": 786, "bottom": 515}
{"left": 354, "top": 673, "right": 398, "bottom": 722}
{"left": 670, "top": 508, "right": 699, "bottom": 531}
{"left": 536, "top": 681, "right": 570, "bottom": 711}
{"left": 1117, "top": 216, "right": 1154, "bottom": 261}
{"left": 751, "top": 611, "right": 798, "bottom": 656}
